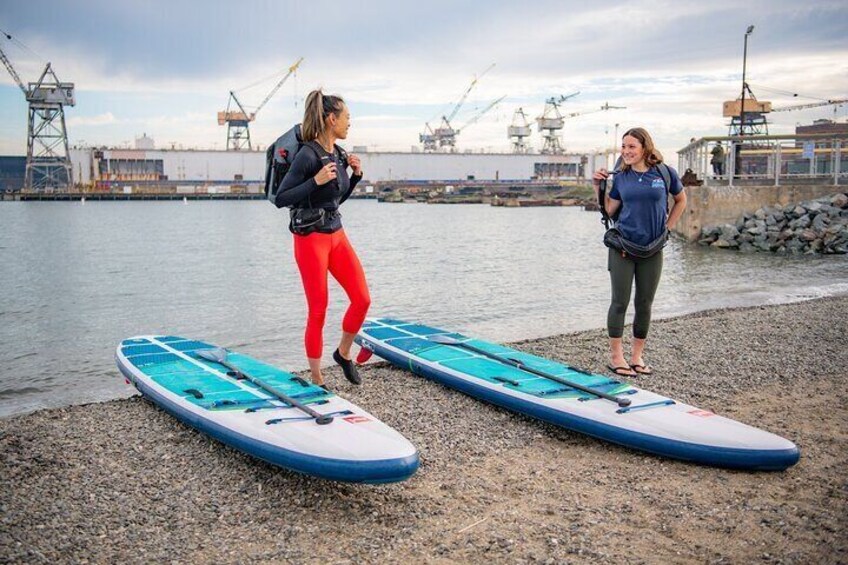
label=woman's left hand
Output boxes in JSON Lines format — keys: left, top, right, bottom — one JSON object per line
{"left": 349, "top": 154, "right": 362, "bottom": 176}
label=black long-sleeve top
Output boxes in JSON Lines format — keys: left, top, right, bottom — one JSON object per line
{"left": 274, "top": 142, "right": 362, "bottom": 233}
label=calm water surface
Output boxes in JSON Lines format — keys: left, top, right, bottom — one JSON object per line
{"left": 1, "top": 199, "right": 846, "bottom": 417}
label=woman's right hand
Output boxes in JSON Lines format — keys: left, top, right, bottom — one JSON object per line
{"left": 592, "top": 168, "right": 609, "bottom": 184}
{"left": 314, "top": 162, "right": 338, "bottom": 186}
{"left": 592, "top": 168, "right": 609, "bottom": 192}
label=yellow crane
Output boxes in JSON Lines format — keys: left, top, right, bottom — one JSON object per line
{"left": 771, "top": 98, "right": 847, "bottom": 114}
{"left": 217, "top": 57, "right": 303, "bottom": 151}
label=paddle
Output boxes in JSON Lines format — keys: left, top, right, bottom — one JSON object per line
{"left": 196, "top": 348, "right": 334, "bottom": 425}
{"left": 428, "top": 335, "right": 631, "bottom": 407}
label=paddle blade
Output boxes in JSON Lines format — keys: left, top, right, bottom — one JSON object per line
{"left": 196, "top": 347, "right": 228, "bottom": 363}
{"left": 428, "top": 334, "right": 461, "bottom": 345}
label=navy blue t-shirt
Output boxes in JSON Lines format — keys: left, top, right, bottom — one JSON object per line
{"left": 609, "top": 166, "right": 683, "bottom": 246}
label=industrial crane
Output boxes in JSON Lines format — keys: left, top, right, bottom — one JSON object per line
{"left": 771, "top": 98, "right": 847, "bottom": 114}
{"left": 439, "top": 94, "right": 507, "bottom": 149}
{"left": 423, "top": 63, "right": 495, "bottom": 151}
{"left": 433, "top": 95, "right": 506, "bottom": 150}
{"left": 535, "top": 92, "right": 579, "bottom": 154}
{"left": 564, "top": 101, "right": 626, "bottom": 119}
{"left": 723, "top": 85, "right": 846, "bottom": 136}
{"left": 217, "top": 57, "right": 303, "bottom": 151}
{"left": 1, "top": 31, "right": 75, "bottom": 191}
{"left": 536, "top": 95, "right": 622, "bottom": 154}
{"left": 418, "top": 123, "right": 437, "bottom": 152}
{"left": 508, "top": 108, "right": 533, "bottom": 153}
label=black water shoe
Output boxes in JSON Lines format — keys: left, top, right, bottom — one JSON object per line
{"left": 333, "top": 349, "right": 362, "bottom": 385}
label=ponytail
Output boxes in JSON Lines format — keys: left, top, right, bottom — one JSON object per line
{"left": 301, "top": 89, "right": 345, "bottom": 141}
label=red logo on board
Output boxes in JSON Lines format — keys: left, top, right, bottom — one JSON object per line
{"left": 343, "top": 415, "right": 371, "bottom": 424}
{"left": 688, "top": 409, "right": 715, "bottom": 417}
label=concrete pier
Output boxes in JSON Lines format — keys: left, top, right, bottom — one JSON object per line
{"left": 673, "top": 181, "right": 844, "bottom": 241}
{"left": 675, "top": 132, "right": 847, "bottom": 240}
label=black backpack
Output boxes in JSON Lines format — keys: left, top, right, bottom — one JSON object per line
{"left": 598, "top": 157, "right": 672, "bottom": 229}
{"left": 264, "top": 124, "right": 349, "bottom": 207}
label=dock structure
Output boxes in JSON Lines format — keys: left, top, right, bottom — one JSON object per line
{"left": 675, "top": 130, "right": 847, "bottom": 241}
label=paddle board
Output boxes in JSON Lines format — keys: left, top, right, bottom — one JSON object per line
{"left": 116, "top": 335, "right": 419, "bottom": 483}
{"left": 356, "top": 318, "right": 800, "bottom": 471}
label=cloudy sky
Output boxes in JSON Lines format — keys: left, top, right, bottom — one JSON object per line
{"left": 1, "top": 0, "right": 846, "bottom": 159}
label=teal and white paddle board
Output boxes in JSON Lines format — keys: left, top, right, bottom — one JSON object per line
{"left": 116, "top": 335, "right": 419, "bottom": 483}
{"left": 356, "top": 318, "right": 800, "bottom": 471}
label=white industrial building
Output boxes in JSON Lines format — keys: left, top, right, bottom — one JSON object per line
{"left": 68, "top": 147, "right": 604, "bottom": 188}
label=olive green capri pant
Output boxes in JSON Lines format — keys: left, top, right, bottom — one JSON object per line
{"left": 607, "top": 248, "right": 663, "bottom": 339}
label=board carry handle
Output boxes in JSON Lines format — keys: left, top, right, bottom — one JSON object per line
{"left": 428, "top": 335, "right": 631, "bottom": 408}
{"left": 196, "top": 348, "right": 334, "bottom": 425}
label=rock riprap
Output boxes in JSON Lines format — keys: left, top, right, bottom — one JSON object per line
{"left": 698, "top": 192, "right": 848, "bottom": 254}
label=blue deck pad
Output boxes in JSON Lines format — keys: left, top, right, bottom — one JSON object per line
{"left": 493, "top": 349, "right": 586, "bottom": 377}
{"left": 463, "top": 339, "right": 516, "bottom": 356}
{"left": 121, "top": 343, "right": 169, "bottom": 357}
{"left": 126, "top": 352, "right": 184, "bottom": 370}
{"left": 368, "top": 321, "right": 632, "bottom": 399}
{"left": 123, "top": 339, "right": 329, "bottom": 409}
{"left": 153, "top": 372, "right": 245, "bottom": 401}
{"left": 439, "top": 357, "right": 613, "bottom": 399}
{"left": 225, "top": 353, "right": 327, "bottom": 396}
{"left": 121, "top": 338, "right": 150, "bottom": 346}
{"left": 384, "top": 336, "right": 442, "bottom": 354}
{"left": 157, "top": 336, "right": 191, "bottom": 343}
{"left": 395, "top": 323, "right": 445, "bottom": 336}
{"left": 167, "top": 340, "right": 217, "bottom": 353}
{"left": 363, "top": 327, "right": 409, "bottom": 341}
{"left": 415, "top": 344, "right": 475, "bottom": 363}
{"left": 373, "top": 318, "right": 409, "bottom": 327}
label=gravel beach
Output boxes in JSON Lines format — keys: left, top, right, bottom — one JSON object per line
{"left": 2, "top": 297, "right": 847, "bottom": 564}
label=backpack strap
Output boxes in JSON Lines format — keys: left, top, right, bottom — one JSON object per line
{"left": 302, "top": 140, "right": 323, "bottom": 162}
{"left": 657, "top": 163, "right": 672, "bottom": 216}
{"left": 334, "top": 144, "right": 349, "bottom": 168}
{"left": 304, "top": 140, "right": 348, "bottom": 168}
{"left": 657, "top": 163, "right": 671, "bottom": 193}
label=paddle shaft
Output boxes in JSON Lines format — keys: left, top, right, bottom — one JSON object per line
{"left": 212, "top": 357, "right": 332, "bottom": 424}
{"left": 441, "top": 340, "right": 631, "bottom": 407}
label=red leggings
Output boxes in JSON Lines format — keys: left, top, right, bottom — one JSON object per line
{"left": 293, "top": 229, "right": 370, "bottom": 359}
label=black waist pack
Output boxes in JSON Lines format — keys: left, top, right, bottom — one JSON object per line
{"left": 604, "top": 227, "right": 668, "bottom": 259}
{"left": 289, "top": 208, "right": 326, "bottom": 235}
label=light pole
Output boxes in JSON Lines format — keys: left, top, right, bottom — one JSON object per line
{"left": 739, "top": 25, "right": 754, "bottom": 136}
{"left": 613, "top": 122, "right": 620, "bottom": 167}
{"left": 733, "top": 25, "right": 754, "bottom": 175}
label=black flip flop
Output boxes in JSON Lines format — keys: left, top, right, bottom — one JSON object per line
{"left": 630, "top": 363, "right": 654, "bottom": 376}
{"left": 607, "top": 364, "right": 636, "bottom": 377}
{"left": 333, "top": 349, "right": 362, "bottom": 385}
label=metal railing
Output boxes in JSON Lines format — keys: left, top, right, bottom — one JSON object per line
{"left": 678, "top": 132, "right": 847, "bottom": 187}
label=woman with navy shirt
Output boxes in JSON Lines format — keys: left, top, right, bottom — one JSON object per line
{"left": 592, "top": 127, "right": 687, "bottom": 377}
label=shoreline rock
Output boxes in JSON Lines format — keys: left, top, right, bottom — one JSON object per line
{"left": 698, "top": 192, "right": 848, "bottom": 254}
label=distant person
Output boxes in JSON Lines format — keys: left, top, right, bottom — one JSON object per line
{"left": 710, "top": 141, "right": 726, "bottom": 176}
{"left": 592, "top": 127, "right": 688, "bottom": 377}
{"left": 275, "top": 89, "right": 369, "bottom": 389}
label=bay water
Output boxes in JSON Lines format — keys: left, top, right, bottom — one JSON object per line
{"left": 1, "top": 199, "right": 846, "bottom": 417}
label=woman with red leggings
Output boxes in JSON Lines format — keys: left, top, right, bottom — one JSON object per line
{"left": 275, "top": 89, "right": 369, "bottom": 389}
